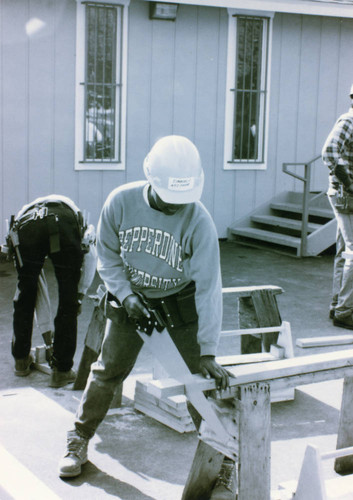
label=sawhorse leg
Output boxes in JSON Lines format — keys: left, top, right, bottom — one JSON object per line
{"left": 182, "top": 382, "right": 271, "bottom": 500}
{"left": 182, "top": 441, "right": 224, "bottom": 500}
{"left": 74, "top": 303, "right": 123, "bottom": 408}
{"left": 238, "top": 382, "right": 271, "bottom": 500}
{"left": 240, "top": 289, "right": 282, "bottom": 354}
{"left": 335, "top": 376, "right": 353, "bottom": 473}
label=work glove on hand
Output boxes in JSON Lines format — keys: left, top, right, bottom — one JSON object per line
{"left": 123, "top": 294, "right": 150, "bottom": 321}
{"left": 200, "top": 355, "right": 234, "bottom": 391}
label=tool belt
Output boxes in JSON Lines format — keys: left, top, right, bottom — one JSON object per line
{"left": 105, "top": 281, "right": 198, "bottom": 331}
{"left": 6, "top": 202, "right": 85, "bottom": 265}
{"left": 16, "top": 205, "right": 50, "bottom": 227}
{"left": 143, "top": 281, "right": 198, "bottom": 330}
{"left": 334, "top": 194, "right": 353, "bottom": 214}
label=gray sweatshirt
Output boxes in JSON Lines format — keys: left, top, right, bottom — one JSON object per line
{"left": 96, "top": 180, "right": 222, "bottom": 356}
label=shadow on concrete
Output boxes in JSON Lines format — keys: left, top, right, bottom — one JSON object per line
{"left": 61, "top": 462, "right": 156, "bottom": 500}
{"left": 271, "top": 390, "right": 339, "bottom": 441}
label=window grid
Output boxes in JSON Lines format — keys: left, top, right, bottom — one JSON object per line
{"left": 82, "top": 3, "right": 123, "bottom": 163}
{"left": 230, "top": 16, "right": 269, "bottom": 164}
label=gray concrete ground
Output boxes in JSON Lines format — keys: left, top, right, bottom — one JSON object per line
{"left": 0, "top": 241, "right": 351, "bottom": 499}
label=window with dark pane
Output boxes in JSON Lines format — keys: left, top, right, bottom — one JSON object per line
{"left": 232, "top": 16, "right": 268, "bottom": 163}
{"left": 84, "top": 3, "right": 122, "bottom": 162}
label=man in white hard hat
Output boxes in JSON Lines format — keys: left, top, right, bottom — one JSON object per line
{"left": 58, "top": 136, "right": 236, "bottom": 496}
{"left": 322, "top": 84, "right": 353, "bottom": 328}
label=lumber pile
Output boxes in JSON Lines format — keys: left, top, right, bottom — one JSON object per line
{"left": 30, "top": 345, "right": 51, "bottom": 375}
{"left": 134, "top": 379, "right": 195, "bottom": 433}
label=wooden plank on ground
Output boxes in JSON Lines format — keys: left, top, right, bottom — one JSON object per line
{"left": 134, "top": 402, "right": 195, "bottom": 433}
{"left": 296, "top": 335, "right": 353, "bottom": 348}
{"left": 134, "top": 388, "right": 191, "bottom": 418}
{"left": 135, "top": 381, "right": 189, "bottom": 410}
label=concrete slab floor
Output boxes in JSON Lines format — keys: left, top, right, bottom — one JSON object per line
{"left": 0, "top": 241, "right": 352, "bottom": 499}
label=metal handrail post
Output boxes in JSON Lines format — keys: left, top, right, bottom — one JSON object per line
{"left": 300, "top": 163, "right": 310, "bottom": 257}
{"left": 282, "top": 154, "right": 321, "bottom": 257}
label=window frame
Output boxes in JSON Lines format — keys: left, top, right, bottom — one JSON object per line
{"left": 74, "top": 0, "right": 130, "bottom": 171}
{"left": 223, "top": 9, "right": 273, "bottom": 171}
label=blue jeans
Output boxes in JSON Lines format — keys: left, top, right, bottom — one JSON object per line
{"left": 328, "top": 194, "right": 353, "bottom": 318}
{"left": 75, "top": 305, "right": 200, "bottom": 439}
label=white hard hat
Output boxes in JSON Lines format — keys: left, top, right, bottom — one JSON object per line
{"left": 143, "top": 135, "right": 204, "bottom": 204}
{"left": 350, "top": 84, "right": 353, "bottom": 97}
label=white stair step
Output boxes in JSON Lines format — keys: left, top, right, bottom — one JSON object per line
{"left": 230, "top": 227, "right": 301, "bottom": 249}
{"left": 251, "top": 215, "right": 322, "bottom": 232}
{"left": 270, "top": 202, "right": 333, "bottom": 219}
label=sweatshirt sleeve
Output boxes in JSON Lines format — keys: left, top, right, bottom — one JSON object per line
{"left": 96, "top": 191, "right": 133, "bottom": 303}
{"left": 188, "top": 211, "right": 223, "bottom": 357}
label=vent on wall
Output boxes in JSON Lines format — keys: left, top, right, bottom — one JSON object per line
{"left": 149, "top": 2, "right": 178, "bottom": 21}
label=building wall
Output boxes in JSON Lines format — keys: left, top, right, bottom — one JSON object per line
{"left": 1, "top": 0, "right": 353, "bottom": 244}
{"left": 0, "top": 0, "right": 78, "bottom": 242}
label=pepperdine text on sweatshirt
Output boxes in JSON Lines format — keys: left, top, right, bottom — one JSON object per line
{"left": 96, "top": 180, "right": 223, "bottom": 357}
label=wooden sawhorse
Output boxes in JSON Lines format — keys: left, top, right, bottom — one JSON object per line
{"left": 146, "top": 350, "right": 353, "bottom": 500}
{"left": 73, "top": 287, "right": 123, "bottom": 407}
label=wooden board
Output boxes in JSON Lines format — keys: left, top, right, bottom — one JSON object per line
{"left": 135, "top": 388, "right": 191, "bottom": 418}
{"left": 145, "top": 349, "right": 353, "bottom": 399}
{"left": 134, "top": 402, "right": 195, "bottom": 434}
{"left": 136, "top": 380, "right": 189, "bottom": 410}
{"left": 216, "top": 352, "right": 277, "bottom": 366}
{"left": 296, "top": 335, "right": 353, "bottom": 348}
{"left": 222, "top": 285, "right": 283, "bottom": 297}
{"left": 181, "top": 441, "right": 224, "bottom": 500}
{"left": 335, "top": 377, "right": 353, "bottom": 474}
{"left": 238, "top": 383, "right": 271, "bottom": 500}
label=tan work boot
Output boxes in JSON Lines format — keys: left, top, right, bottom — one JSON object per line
{"left": 210, "top": 457, "right": 237, "bottom": 500}
{"left": 58, "top": 430, "right": 89, "bottom": 478}
{"left": 14, "top": 354, "right": 34, "bottom": 377}
{"left": 49, "top": 368, "right": 76, "bottom": 388}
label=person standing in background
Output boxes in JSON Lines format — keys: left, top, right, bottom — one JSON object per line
{"left": 322, "top": 84, "right": 353, "bottom": 329}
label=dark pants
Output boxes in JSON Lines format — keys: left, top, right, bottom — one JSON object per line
{"left": 75, "top": 302, "right": 200, "bottom": 439}
{"left": 12, "top": 203, "right": 83, "bottom": 371}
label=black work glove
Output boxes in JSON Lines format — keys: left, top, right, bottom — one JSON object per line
{"left": 200, "top": 355, "right": 234, "bottom": 391}
{"left": 123, "top": 294, "right": 150, "bottom": 321}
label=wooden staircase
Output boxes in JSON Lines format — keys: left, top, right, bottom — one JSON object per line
{"left": 228, "top": 191, "right": 336, "bottom": 257}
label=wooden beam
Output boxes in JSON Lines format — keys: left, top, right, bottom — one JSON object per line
{"left": 216, "top": 352, "right": 277, "bottom": 366}
{"left": 296, "top": 335, "right": 353, "bottom": 348}
{"left": 222, "top": 285, "right": 283, "bottom": 297}
{"left": 238, "top": 383, "right": 271, "bottom": 500}
{"left": 221, "top": 325, "right": 285, "bottom": 337}
{"left": 146, "top": 350, "right": 353, "bottom": 399}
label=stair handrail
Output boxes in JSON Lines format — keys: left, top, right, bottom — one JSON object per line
{"left": 282, "top": 154, "right": 322, "bottom": 257}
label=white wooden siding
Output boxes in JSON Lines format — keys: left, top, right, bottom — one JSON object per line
{"left": 1, "top": 0, "right": 353, "bottom": 244}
